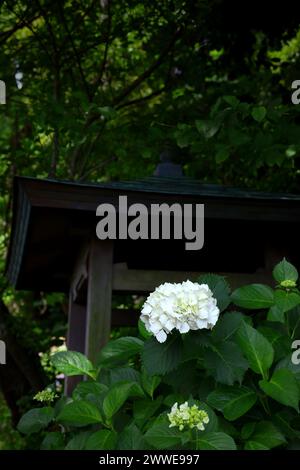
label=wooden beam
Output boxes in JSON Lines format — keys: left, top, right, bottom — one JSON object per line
{"left": 85, "top": 239, "right": 114, "bottom": 363}
{"left": 112, "top": 263, "right": 273, "bottom": 292}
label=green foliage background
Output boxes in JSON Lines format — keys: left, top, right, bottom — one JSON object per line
{"left": 1, "top": 0, "right": 300, "bottom": 449}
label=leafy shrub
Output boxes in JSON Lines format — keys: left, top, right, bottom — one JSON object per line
{"left": 18, "top": 259, "right": 300, "bottom": 450}
{"left": 0, "top": 394, "right": 25, "bottom": 450}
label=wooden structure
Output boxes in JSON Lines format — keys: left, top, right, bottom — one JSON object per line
{"left": 6, "top": 174, "right": 300, "bottom": 391}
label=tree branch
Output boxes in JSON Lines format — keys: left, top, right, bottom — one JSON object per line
{"left": 90, "top": 0, "right": 113, "bottom": 100}
{"left": 4, "top": 2, "right": 53, "bottom": 63}
{"left": 116, "top": 86, "right": 166, "bottom": 110}
{"left": 113, "top": 26, "right": 182, "bottom": 106}
{"left": 80, "top": 26, "right": 182, "bottom": 130}
{"left": 78, "top": 156, "right": 117, "bottom": 181}
{"left": 34, "top": 0, "right": 59, "bottom": 56}
{"left": 69, "top": 25, "right": 182, "bottom": 177}
{"left": 58, "top": 2, "right": 92, "bottom": 101}
{"left": 0, "top": 12, "right": 42, "bottom": 46}
{"left": 69, "top": 0, "right": 98, "bottom": 35}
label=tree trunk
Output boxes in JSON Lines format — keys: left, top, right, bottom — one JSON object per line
{"left": 0, "top": 300, "right": 47, "bottom": 426}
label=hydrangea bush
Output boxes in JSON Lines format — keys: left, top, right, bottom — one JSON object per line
{"left": 18, "top": 259, "right": 300, "bottom": 450}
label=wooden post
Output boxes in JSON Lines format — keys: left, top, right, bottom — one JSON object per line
{"left": 65, "top": 296, "right": 87, "bottom": 395}
{"left": 85, "top": 238, "right": 114, "bottom": 364}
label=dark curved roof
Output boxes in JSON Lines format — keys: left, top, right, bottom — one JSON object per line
{"left": 22, "top": 174, "right": 300, "bottom": 200}
{"left": 5, "top": 175, "right": 300, "bottom": 292}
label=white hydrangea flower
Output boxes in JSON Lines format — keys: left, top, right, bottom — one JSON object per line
{"left": 168, "top": 401, "right": 210, "bottom": 431}
{"left": 140, "top": 280, "right": 219, "bottom": 343}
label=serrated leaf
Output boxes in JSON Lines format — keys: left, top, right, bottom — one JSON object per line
{"left": 274, "top": 410, "right": 300, "bottom": 440}
{"left": 204, "top": 341, "right": 248, "bottom": 385}
{"left": 251, "top": 106, "right": 267, "bottom": 122}
{"left": 40, "top": 432, "right": 64, "bottom": 450}
{"left": 163, "top": 360, "right": 200, "bottom": 395}
{"left": 257, "top": 326, "right": 290, "bottom": 361}
{"left": 51, "top": 351, "right": 95, "bottom": 379}
{"left": 182, "top": 330, "right": 211, "bottom": 361}
{"left": 241, "top": 422, "right": 256, "bottom": 440}
{"left": 287, "top": 307, "right": 300, "bottom": 339}
{"left": 196, "top": 432, "right": 236, "bottom": 450}
{"left": 54, "top": 396, "right": 72, "bottom": 418}
{"left": 163, "top": 394, "right": 185, "bottom": 407}
{"left": 57, "top": 400, "right": 103, "bottom": 426}
{"left": 133, "top": 396, "right": 163, "bottom": 429}
{"left": 138, "top": 319, "right": 152, "bottom": 339}
{"left": 244, "top": 441, "right": 269, "bottom": 450}
{"left": 141, "top": 368, "right": 161, "bottom": 398}
{"left": 117, "top": 424, "right": 146, "bottom": 450}
{"left": 103, "top": 381, "right": 144, "bottom": 420}
{"left": 276, "top": 355, "right": 300, "bottom": 385}
{"left": 85, "top": 430, "right": 117, "bottom": 450}
{"left": 218, "top": 418, "right": 239, "bottom": 439}
{"left": 142, "top": 335, "right": 183, "bottom": 376}
{"left": 195, "top": 119, "right": 220, "bottom": 139}
{"left": 215, "top": 147, "right": 230, "bottom": 163}
{"left": 97, "top": 337, "right": 143, "bottom": 367}
{"left": 198, "top": 377, "right": 216, "bottom": 402}
{"left": 223, "top": 95, "right": 239, "bottom": 107}
{"left": 72, "top": 382, "right": 108, "bottom": 401}
{"left": 207, "top": 386, "right": 257, "bottom": 421}
{"left": 197, "top": 274, "right": 231, "bottom": 312}
{"left": 236, "top": 321, "right": 274, "bottom": 378}
{"left": 110, "top": 367, "right": 141, "bottom": 385}
{"left": 245, "top": 421, "right": 286, "bottom": 449}
{"left": 274, "top": 290, "right": 300, "bottom": 313}
{"left": 231, "top": 284, "right": 274, "bottom": 309}
{"left": 273, "top": 258, "right": 298, "bottom": 283}
{"left": 267, "top": 304, "right": 285, "bottom": 323}
{"left": 212, "top": 312, "right": 245, "bottom": 342}
{"left": 65, "top": 431, "right": 92, "bottom": 450}
{"left": 18, "top": 407, "right": 54, "bottom": 435}
{"left": 259, "top": 368, "right": 299, "bottom": 411}
{"left": 144, "top": 422, "right": 185, "bottom": 449}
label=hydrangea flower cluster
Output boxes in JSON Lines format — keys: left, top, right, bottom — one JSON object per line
{"left": 280, "top": 279, "right": 297, "bottom": 288}
{"left": 168, "top": 402, "right": 209, "bottom": 431}
{"left": 140, "top": 280, "right": 220, "bottom": 343}
{"left": 34, "top": 388, "right": 57, "bottom": 403}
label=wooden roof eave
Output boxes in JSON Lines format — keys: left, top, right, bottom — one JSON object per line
{"left": 5, "top": 175, "right": 300, "bottom": 291}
